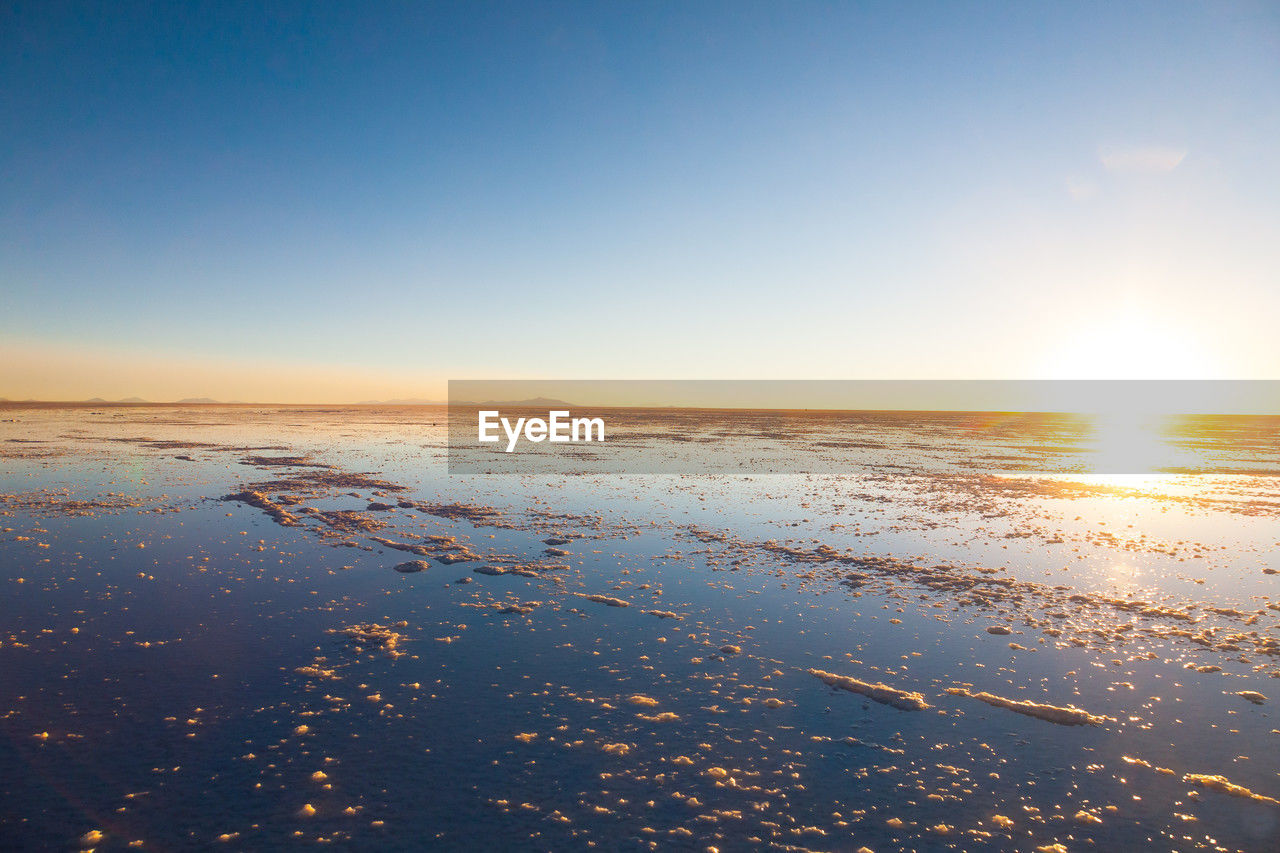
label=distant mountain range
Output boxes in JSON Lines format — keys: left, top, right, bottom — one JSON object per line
{"left": 2, "top": 396, "right": 579, "bottom": 407}
{"left": 458, "top": 397, "right": 578, "bottom": 407}
{"left": 355, "top": 398, "right": 577, "bottom": 406}
{"left": 83, "top": 396, "right": 215, "bottom": 403}
{"left": 356, "top": 398, "right": 445, "bottom": 405}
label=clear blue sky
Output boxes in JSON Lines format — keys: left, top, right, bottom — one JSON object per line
{"left": 2, "top": 1, "right": 1277, "bottom": 400}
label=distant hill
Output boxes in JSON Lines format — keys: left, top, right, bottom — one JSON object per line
{"left": 357, "top": 398, "right": 445, "bottom": 405}
{"left": 467, "top": 397, "right": 578, "bottom": 408}
{"left": 354, "top": 398, "right": 584, "bottom": 407}
{"left": 6, "top": 397, "right": 580, "bottom": 407}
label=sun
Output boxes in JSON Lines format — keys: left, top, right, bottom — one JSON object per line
{"left": 1038, "top": 308, "right": 1220, "bottom": 381}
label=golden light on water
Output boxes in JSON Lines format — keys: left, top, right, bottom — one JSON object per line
{"left": 1105, "top": 561, "right": 1143, "bottom": 595}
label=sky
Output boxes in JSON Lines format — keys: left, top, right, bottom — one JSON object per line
{"left": 2, "top": 1, "right": 1278, "bottom": 402}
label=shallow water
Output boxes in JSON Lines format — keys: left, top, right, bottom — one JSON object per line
{"left": 2, "top": 405, "right": 1278, "bottom": 851}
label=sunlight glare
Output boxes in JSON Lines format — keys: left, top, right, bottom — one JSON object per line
{"left": 1040, "top": 309, "right": 1220, "bottom": 382}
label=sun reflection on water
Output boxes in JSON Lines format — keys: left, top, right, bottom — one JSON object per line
{"left": 1085, "top": 411, "right": 1183, "bottom": 475}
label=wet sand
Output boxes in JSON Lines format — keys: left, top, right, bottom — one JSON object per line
{"left": 2, "top": 404, "right": 1278, "bottom": 851}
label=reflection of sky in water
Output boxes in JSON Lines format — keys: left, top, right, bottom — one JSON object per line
{"left": 1, "top": 407, "right": 1278, "bottom": 850}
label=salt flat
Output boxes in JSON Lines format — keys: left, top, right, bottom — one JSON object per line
{"left": 1, "top": 404, "right": 1278, "bottom": 851}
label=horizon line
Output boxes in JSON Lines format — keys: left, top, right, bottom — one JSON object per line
{"left": 4, "top": 400, "right": 1279, "bottom": 418}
